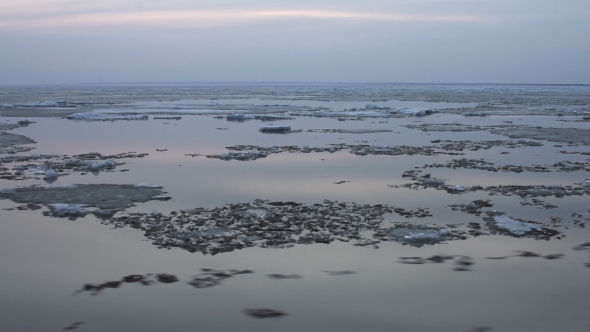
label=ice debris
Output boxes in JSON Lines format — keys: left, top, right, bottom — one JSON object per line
{"left": 0, "top": 184, "right": 167, "bottom": 210}
{"left": 81, "top": 159, "right": 116, "bottom": 172}
{"left": 74, "top": 273, "right": 179, "bottom": 296}
{"left": 17, "top": 119, "right": 35, "bottom": 125}
{"left": 463, "top": 111, "right": 491, "bottom": 117}
{"left": 259, "top": 126, "right": 291, "bottom": 132}
{"left": 43, "top": 169, "right": 59, "bottom": 182}
{"left": 66, "top": 112, "right": 148, "bottom": 121}
{"left": 385, "top": 225, "right": 453, "bottom": 247}
{"left": 490, "top": 215, "right": 542, "bottom": 236}
{"left": 47, "top": 203, "right": 88, "bottom": 217}
{"left": 206, "top": 150, "right": 268, "bottom": 161}
{"left": 187, "top": 269, "right": 253, "bottom": 288}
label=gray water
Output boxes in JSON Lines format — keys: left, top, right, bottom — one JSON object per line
{"left": 0, "top": 88, "right": 589, "bottom": 332}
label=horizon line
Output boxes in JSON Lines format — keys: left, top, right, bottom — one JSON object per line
{"left": 1, "top": 81, "right": 588, "bottom": 87}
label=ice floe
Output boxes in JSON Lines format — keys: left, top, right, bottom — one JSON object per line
{"left": 81, "top": 159, "right": 116, "bottom": 172}
{"left": 385, "top": 225, "right": 454, "bottom": 247}
{"left": 43, "top": 169, "right": 59, "bottom": 182}
{"left": 206, "top": 150, "right": 268, "bottom": 161}
{"left": 491, "top": 215, "right": 542, "bottom": 236}
{"left": 47, "top": 203, "right": 88, "bottom": 217}
{"left": 0, "top": 184, "right": 167, "bottom": 210}
{"left": 463, "top": 111, "right": 491, "bottom": 116}
{"left": 66, "top": 112, "right": 148, "bottom": 121}
{"left": 259, "top": 126, "right": 291, "bottom": 133}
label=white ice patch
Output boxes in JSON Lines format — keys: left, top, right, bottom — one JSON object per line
{"left": 134, "top": 183, "right": 162, "bottom": 188}
{"left": 493, "top": 215, "right": 541, "bottom": 236}
{"left": 390, "top": 107, "right": 434, "bottom": 116}
{"left": 226, "top": 114, "right": 256, "bottom": 120}
{"left": 82, "top": 159, "right": 115, "bottom": 171}
{"left": 47, "top": 203, "right": 88, "bottom": 216}
{"left": 387, "top": 226, "right": 453, "bottom": 247}
{"left": 464, "top": 111, "right": 491, "bottom": 116}
{"left": 27, "top": 167, "right": 46, "bottom": 175}
{"left": 43, "top": 169, "right": 59, "bottom": 180}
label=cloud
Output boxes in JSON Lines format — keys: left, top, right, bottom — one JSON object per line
{"left": 0, "top": 9, "right": 488, "bottom": 30}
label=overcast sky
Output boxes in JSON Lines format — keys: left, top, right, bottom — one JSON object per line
{"left": 1, "top": 0, "right": 588, "bottom": 84}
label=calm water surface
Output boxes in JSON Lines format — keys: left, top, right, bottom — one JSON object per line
{"left": 0, "top": 102, "right": 589, "bottom": 331}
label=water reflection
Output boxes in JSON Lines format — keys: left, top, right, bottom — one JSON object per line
{"left": 62, "top": 322, "right": 84, "bottom": 331}
{"left": 243, "top": 309, "right": 289, "bottom": 319}
{"left": 73, "top": 273, "right": 179, "bottom": 296}
{"left": 398, "top": 255, "right": 475, "bottom": 271}
{"left": 187, "top": 269, "right": 253, "bottom": 288}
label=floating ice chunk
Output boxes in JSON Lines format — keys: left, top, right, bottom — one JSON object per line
{"left": 18, "top": 119, "right": 35, "bottom": 125}
{"left": 134, "top": 183, "right": 162, "bottom": 188}
{"left": 293, "top": 110, "right": 384, "bottom": 118}
{"left": 251, "top": 114, "right": 293, "bottom": 120}
{"left": 492, "top": 216, "right": 542, "bottom": 236}
{"left": 445, "top": 185, "right": 467, "bottom": 193}
{"left": 226, "top": 114, "right": 256, "bottom": 121}
{"left": 464, "top": 111, "right": 491, "bottom": 116}
{"left": 43, "top": 169, "right": 59, "bottom": 181}
{"left": 66, "top": 112, "right": 148, "bottom": 121}
{"left": 153, "top": 116, "right": 181, "bottom": 120}
{"left": 81, "top": 159, "right": 116, "bottom": 171}
{"left": 260, "top": 126, "right": 291, "bottom": 132}
{"left": 423, "top": 178, "right": 446, "bottom": 186}
{"left": 388, "top": 226, "right": 453, "bottom": 247}
{"left": 365, "top": 104, "right": 392, "bottom": 110}
{"left": 27, "top": 167, "right": 46, "bottom": 175}
{"left": 206, "top": 150, "right": 268, "bottom": 161}
{"left": 47, "top": 203, "right": 88, "bottom": 216}
{"left": 35, "top": 101, "right": 58, "bottom": 107}
{"left": 390, "top": 107, "right": 434, "bottom": 117}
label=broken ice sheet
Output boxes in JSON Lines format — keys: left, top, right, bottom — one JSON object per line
{"left": 398, "top": 255, "right": 474, "bottom": 271}
{"left": 490, "top": 215, "right": 542, "bottom": 236}
{"left": 66, "top": 112, "right": 148, "bottom": 121}
{"left": 186, "top": 269, "right": 254, "bottom": 288}
{"left": 384, "top": 225, "right": 454, "bottom": 248}
{"left": 46, "top": 203, "right": 88, "bottom": 218}
{"left": 0, "top": 184, "right": 168, "bottom": 211}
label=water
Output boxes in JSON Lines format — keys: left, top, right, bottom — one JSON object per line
{"left": 0, "top": 84, "right": 589, "bottom": 331}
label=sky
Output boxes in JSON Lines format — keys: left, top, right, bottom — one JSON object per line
{"left": 1, "top": 0, "right": 589, "bottom": 84}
